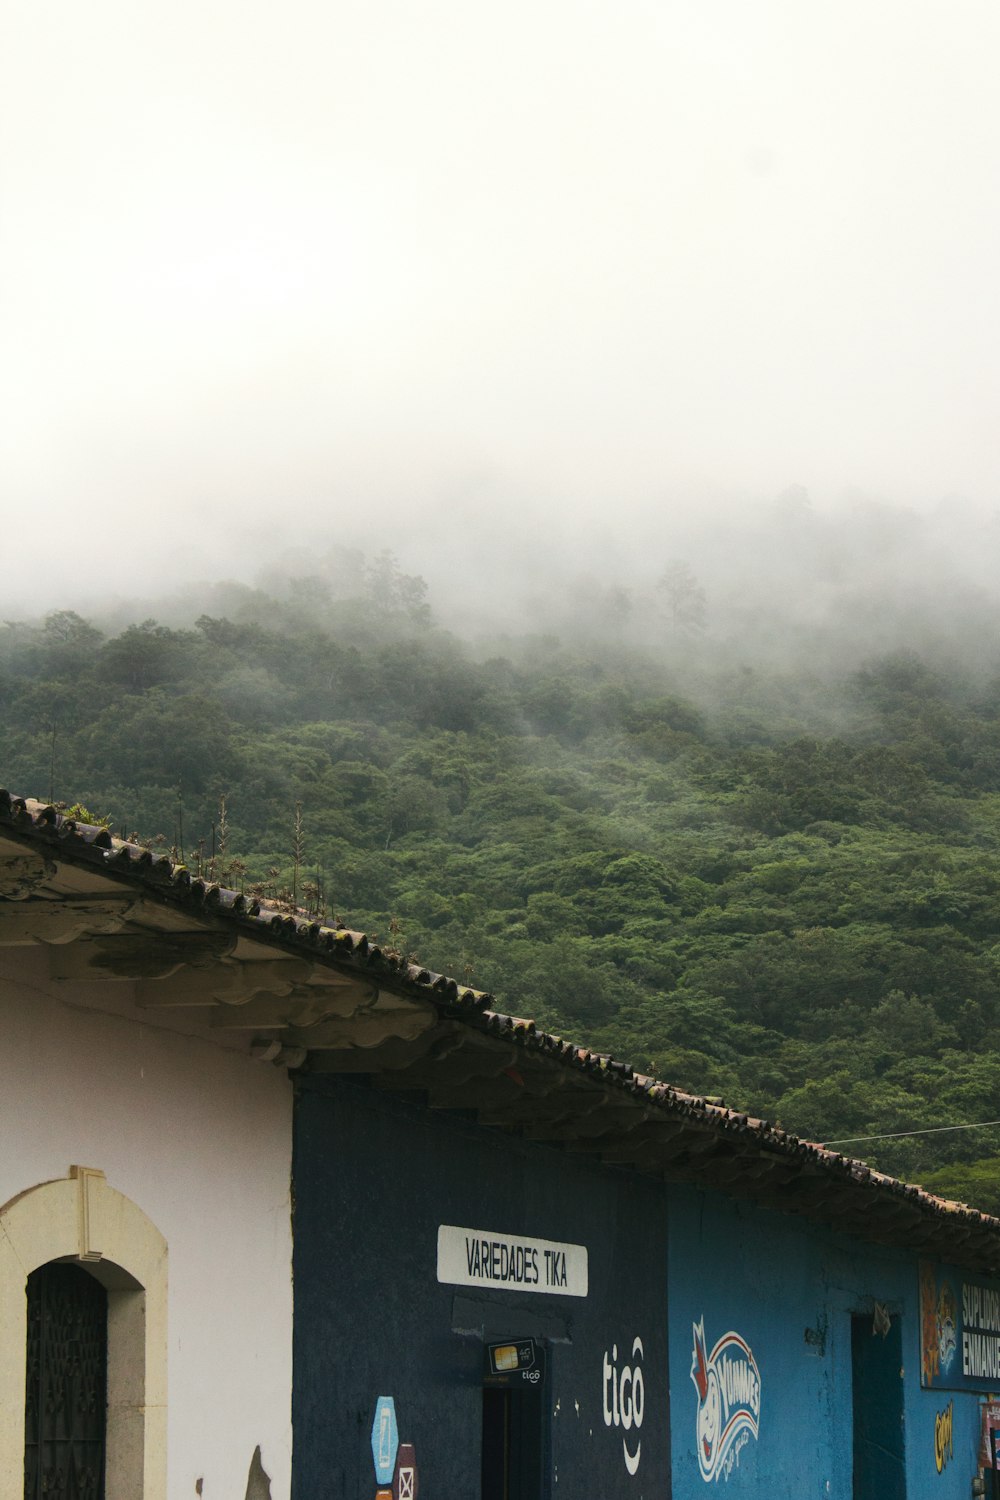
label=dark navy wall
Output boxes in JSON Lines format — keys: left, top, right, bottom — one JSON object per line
{"left": 667, "top": 1184, "right": 984, "bottom": 1500}
{"left": 293, "top": 1076, "right": 670, "bottom": 1499}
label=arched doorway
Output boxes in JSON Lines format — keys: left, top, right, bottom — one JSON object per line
{"left": 0, "top": 1168, "right": 167, "bottom": 1500}
{"left": 24, "top": 1261, "right": 108, "bottom": 1500}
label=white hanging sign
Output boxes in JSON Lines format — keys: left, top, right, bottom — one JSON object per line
{"left": 437, "top": 1224, "right": 588, "bottom": 1297}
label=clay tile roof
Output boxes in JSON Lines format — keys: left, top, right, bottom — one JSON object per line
{"left": 4, "top": 788, "right": 1000, "bottom": 1272}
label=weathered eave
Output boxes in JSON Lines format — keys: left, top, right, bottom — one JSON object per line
{"left": 4, "top": 789, "right": 1000, "bottom": 1276}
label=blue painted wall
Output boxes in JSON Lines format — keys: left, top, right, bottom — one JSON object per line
{"left": 292, "top": 1071, "right": 994, "bottom": 1500}
{"left": 292, "top": 1076, "right": 670, "bottom": 1499}
{"left": 667, "top": 1183, "right": 986, "bottom": 1500}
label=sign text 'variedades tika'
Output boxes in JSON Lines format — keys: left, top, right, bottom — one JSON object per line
{"left": 436, "top": 1225, "right": 588, "bottom": 1298}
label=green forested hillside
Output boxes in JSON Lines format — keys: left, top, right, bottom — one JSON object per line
{"left": 5, "top": 552, "right": 1000, "bottom": 1209}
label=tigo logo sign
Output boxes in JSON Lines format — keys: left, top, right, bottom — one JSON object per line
{"left": 602, "top": 1336, "right": 645, "bottom": 1476}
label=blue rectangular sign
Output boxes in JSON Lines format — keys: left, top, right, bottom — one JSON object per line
{"left": 921, "top": 1261, "right": 1000, "bottom": 1390}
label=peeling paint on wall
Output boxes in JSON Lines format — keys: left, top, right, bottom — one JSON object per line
{"left": 245, "top": 1445, "right": 272, "bottom": 1500}
{"left": 804, "top": 1315, "right": 828, "bottom": 1357}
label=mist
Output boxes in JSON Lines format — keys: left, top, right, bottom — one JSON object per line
{"left": 3, "top": 1, "right": 999, "bottom": 659}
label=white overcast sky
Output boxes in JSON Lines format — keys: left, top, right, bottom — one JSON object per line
{"left": 2, "top": 1, "right": 999, "bottom": 606}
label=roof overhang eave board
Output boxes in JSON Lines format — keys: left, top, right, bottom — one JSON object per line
{"left": 3, "top": 791, "right": 1000, "bottom": 1274}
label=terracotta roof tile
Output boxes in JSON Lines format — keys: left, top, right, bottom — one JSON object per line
{"left": 4, "top": 788, "right": 1000, "bottom": 1268}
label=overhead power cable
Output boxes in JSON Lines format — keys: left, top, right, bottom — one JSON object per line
{"left": 822, "top": 1118, "right": 1000, "bottom": 1148}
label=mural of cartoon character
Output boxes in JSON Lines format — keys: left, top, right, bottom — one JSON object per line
{"left": 691, "top": 1321, "right": 722, "bottom": 1481}
{"left": 920, "top": 1261, "right": 959, "bottom": 1386}
{"left": 920, "top": 1262, "right": 941, "bottom": 1384}
{"left": 690, "top": 1317, "right": 762, "bottom": 1484}
{"left": 937, "top": 1281, "right": 957, "bottom": 1374}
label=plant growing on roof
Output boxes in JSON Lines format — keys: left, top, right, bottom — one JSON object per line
{"left": 293, "top": 801, "right": 304, "bottom": 905}
{"left": 60, "top": 802, "right": 112, "bottom": 829}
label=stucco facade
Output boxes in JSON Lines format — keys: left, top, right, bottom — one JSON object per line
{"left": 291, "top": 1070, "right": 1000, "bottom": 1500}
{"left": 667, "top": 1183, "right": 985, "bottom": 1500}
{"left": 293, "top": 1074, "right": 670, "bottom": 1498}
{"left": 0, "top": 947, "right": 294, "bottom": 1500}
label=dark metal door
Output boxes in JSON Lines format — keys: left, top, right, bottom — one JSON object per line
{"left": 481, "top": 1385, "right": 545, "bottom": 1500}
{"left": 852, "top": 1311, "right": 906, "bottom": 1500}
{"left": 24, "top": 1262, "right": 108, "bottom": 1500}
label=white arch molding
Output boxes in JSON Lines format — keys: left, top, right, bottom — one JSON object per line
{"left": 0, "top": 1166, "right": 167, "bottom": 1500}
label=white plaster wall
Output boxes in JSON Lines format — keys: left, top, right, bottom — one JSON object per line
{"left": 0, "top": 949, "right": 294, "bottom": 1500}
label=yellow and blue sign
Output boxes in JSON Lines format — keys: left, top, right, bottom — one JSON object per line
{"left": 920, "top": 1260, "right": 1000, "bottom": 1390}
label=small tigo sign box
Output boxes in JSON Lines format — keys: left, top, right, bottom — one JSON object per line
{"left": 483, "top": 1338, "right": 545, "bottom": 1392}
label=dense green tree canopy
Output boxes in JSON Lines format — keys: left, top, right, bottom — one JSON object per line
{"left": 5, "top": 554, "right": 1000, "bottom": 1209}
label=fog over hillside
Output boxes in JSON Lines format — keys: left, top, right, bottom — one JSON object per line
{"left": 3, "top": 1, "right": 999, "bottom": 625}
{"left": 19, "top": 489, "right": 999, "bottom": 711}
{"left": 4, "top": 0, "right": 1000, "bottom": 1213}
